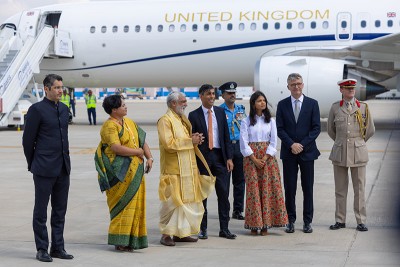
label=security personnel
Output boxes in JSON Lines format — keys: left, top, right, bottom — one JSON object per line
{"left": 85, "top": 89, "right": 97, "bottom": 125}
{"left": 60, "top": 89, "right": 70, "bottom": 108}
{"left": 327, "top": 78, "right": 375, "bottom": 232}
{"left": 219, "top": 81, "right": 246, "bottom": 220}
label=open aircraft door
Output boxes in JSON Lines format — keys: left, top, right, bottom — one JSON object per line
{"left": 18, "top": 10, "right": 41, "bottom": 41}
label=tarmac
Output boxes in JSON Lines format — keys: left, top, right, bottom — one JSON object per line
{"left": 0, "top": 99, "right": 399, "bottom": 267}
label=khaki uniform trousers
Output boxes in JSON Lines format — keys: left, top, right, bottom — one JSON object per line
{"left": 333, "top": 165, "right": 366, "bottom": 224}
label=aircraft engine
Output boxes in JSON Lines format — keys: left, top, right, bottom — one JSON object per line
{"left": 254, "top": 56, "right": 386, "bottom": 117}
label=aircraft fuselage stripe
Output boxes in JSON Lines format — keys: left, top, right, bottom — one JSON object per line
{"left": 53, "top": 33, "right": 388, "bottom": 71}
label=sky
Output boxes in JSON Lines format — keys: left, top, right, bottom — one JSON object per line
{"left": 0, "top": 0, "right": 124, "bottom": 23}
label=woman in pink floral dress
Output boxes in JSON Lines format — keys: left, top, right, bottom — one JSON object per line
{"left": 239, "top": 91, "right": 288, "bottom": 236}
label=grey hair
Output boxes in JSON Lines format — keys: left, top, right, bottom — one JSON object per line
{"left": 287, "top": 73, "right": 303, "bottom": 83}
{"left": 167, "top": 91, "right": 186, "bottom": 108}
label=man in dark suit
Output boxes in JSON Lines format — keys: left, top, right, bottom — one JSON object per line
{"left": 188, "top": 84, "right": 236, "bottom": 239}
{"left": 276, "top": 73, "right": 321, "bottom": 234}
{"left": 23, "top": 74, "right": 74, "bottom": 262}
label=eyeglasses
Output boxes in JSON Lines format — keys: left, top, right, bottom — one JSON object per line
{"left": 289, "top": 83, "right": 303, "bottom": 88}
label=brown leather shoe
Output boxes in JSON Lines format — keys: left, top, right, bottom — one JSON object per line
{"left": 160, "top": 235, "right": 175, "bottom": 246}
{"left": 260, "top": 229, "right": 268, "bottom": 236}
{"left": 173, "top": 236, "right": 198, "bottom": 242}
{"left": 250, "top": 230, "right": 258, "bottom": 236}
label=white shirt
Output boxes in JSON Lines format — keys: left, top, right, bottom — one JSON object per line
{"left": 240, "top": 115, "right": 278, "bottom": 157}
{"left": 291, "top": 94, "right": 304, "bottom": 113}
{"left": 201, "top": 105, "right": 220, "bottom": 149}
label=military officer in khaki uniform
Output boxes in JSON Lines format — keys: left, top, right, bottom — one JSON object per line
{"left": 327, "top": 78, "right": 375, "bottom": 232}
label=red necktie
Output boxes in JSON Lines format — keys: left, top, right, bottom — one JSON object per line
{"left": 208, "top": 109, "right": 213, "bottom": 150}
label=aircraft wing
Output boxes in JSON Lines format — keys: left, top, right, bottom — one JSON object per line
{"left": 349, "top": 32, "right": 400, "bottom": 54}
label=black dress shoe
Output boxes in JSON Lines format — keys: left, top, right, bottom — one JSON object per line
{"left": 285, "top": 222, "right": 295, "bottom": 233}
{"left": 232, "top": 211, "right": 245, "bottom": 220}
{"left": 198, "top": 230, "right": 208, "bottom": 239}
{"left": 329, "top": 222, "right": 346, "bottom": 230}
{"left": 303, "top": 223, "right": 313, "bottom": 233}
{"left": 50, "top": 249, "right": 74, "bottom": 259}
{"left": 36, "top": 249, "right": 52, "bottom": 262}
{"left": 356, "top": 224, "right": 368, "bottom": 232}
{"left": 219, "top": 229, "right": 237, "bottom": 239}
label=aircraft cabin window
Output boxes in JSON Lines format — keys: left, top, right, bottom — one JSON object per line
{"left": 361, "top": 20, "right": 367, "bottom": 28}
{"left": 311, "top": 21, "right": 316, "bottom": 29}
{"left": 124, "top": 25, "right": 129, "bottom": 33}
{"left": 341, "top": 21, "right": 347, "bottom": 28}
{"left": 135, "top": 25, "right": 140, "bottom": 33}
{"left": 180, "top": 24, "right": 186, "bottom": 32}
{"left": 146, "top": 25, "right": 152, "bottom": 32}
{"left": 322, "top": 21, "right": 329, "bottom": 29}
{"left": 158, "top": 25, "right": 163, "bottom": 32}
{"left": 112, "top": 26, "right": 118, "bottom": 33}
{"left": 101, "top": 26, "right": 107, "bottom": 33}
{"left": 239, "top": 23, "right": 245, "bottom": 31}
{"left": 215, "top": 23, "right": 221, "bottom": 31}
{"left": 227, "top": 23, "right": 233, "bottom": 31}
{"left": 298, "top": 22, "right": 304, "bottom": 29}
{"left": 274, "top": 22, "right": 280, "bottom": 30}
{"left": 90, "top": 26, "right": 95, "bottom": 33}
{"left": 169, "top": 25, "right": 175, "bottom": 32}
{"left": 287, "top": 22, "right": 292, "bottom": 30}
{"left": 204, "top": 24, "right": 209, "bottom": 31}
{"left": 387, "top": 20, "right": 393, "bottom": 27}
{"left": 250, "top": 23, "right": 256, "bottom": 30}
{"left": 375, "top": 20, "right": 381, "bottom": 28}
{"left": 263, "top": 23, "right": 268, "bottom": 30}
{"left": 192, "top": 24, "right": 198, "bottom": 32}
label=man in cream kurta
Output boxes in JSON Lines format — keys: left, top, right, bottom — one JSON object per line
{"left": 157, "top": 92, "right": 215, "bottom": 246}
{"left": 327, "top": 79, "right": 375, "bottom": 232}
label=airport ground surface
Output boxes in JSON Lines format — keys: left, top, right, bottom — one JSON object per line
{"left": 0, "top": 99, "right": 399, "bottom": 266}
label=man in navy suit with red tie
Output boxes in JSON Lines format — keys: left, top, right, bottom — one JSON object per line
{"left": 188, "top": 84, "right": 236, "bottom": 240}
{"left": 23, "top": 74, "right": 74, "bottom": 262}
{"left": 276, "top": 73, "right": 321, "bottom": 234}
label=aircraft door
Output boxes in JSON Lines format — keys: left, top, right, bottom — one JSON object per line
{"left": 336, "top": 12, "right": 352, "bottom": 41}
{"left": 18, "top": 10, "right": 41, "bottom": 41}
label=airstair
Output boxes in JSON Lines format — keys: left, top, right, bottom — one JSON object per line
{"left": 0, "top": 26, "right": 55, "bottom": 127}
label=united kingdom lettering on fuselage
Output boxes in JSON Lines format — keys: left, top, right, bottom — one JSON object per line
{"left": 164, "top": 9, "right": 329, "bottom": 23}
{"left": 1, "top": 0, "right": 399, "bottom": 116}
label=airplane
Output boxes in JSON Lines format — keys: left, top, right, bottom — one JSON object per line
{"left": 0, "top": 0, "right": 399, "bottom": 122}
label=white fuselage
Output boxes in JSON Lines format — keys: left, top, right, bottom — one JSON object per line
{"left": 1, "top": 0, "right": 399, "bottom": 116}
{"left": 20, "top": 0, "right": 395, "bottom": 88}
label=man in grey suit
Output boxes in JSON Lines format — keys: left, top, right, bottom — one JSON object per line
{"left": 327, "top": 79, "right": 375, "bottom": 232}
{"left": 23, "top": 74, "right": 73, "bottom": 262}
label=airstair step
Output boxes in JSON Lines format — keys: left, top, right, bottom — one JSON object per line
{"left": 8, "top": 50, "right": 18, "bottom": 55}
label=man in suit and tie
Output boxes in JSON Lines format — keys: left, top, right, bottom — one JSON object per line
{"left": 276, "top": 73, "right": 321, "bottom": 234}
{"left": 23, "top": 74, "right": 74, "bottom": 262}
{"left": 188, "top": 84, "right": 236, "bottom": 239}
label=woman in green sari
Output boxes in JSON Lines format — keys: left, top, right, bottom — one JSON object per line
{"left": 95, "top": 95, "right": 153, "bottom": 251}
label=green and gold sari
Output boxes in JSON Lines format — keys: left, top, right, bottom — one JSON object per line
{"left": 95, "top": 117, "right": 148, "bottom": 249}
